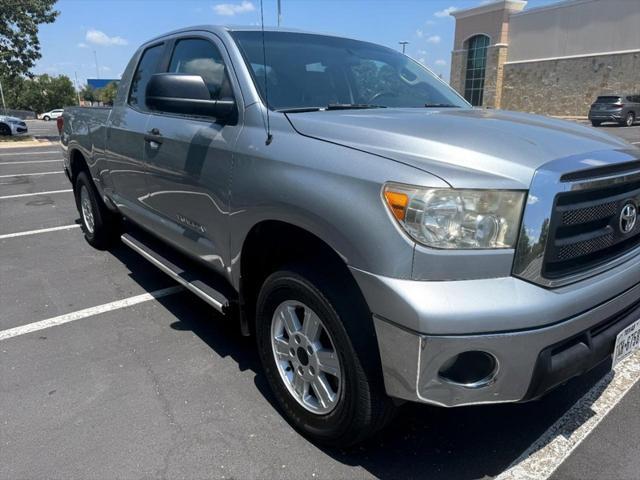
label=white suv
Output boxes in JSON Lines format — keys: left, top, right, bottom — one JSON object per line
{"left": 38, "top": 109, "right": 64, "bottom": 121}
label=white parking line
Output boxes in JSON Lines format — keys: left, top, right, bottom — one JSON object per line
{"left": 0, "top": 150, "right": 60, "bottom": 156}
{"left": 0, "top": 189, "right": 72, "bottom": 200}
{"left": 0, "top": 286, "right": 183, "bottom": 342}
{"left": 0, "top": 159, "right": 62, "bottom": 165}
{"left": 0, "top": 224, "right": 80, "bottom": 239}
{"left": 632, "top": 142, "right": 639, "bottom": 145}
{"left": 496, "top": 351, "right": 640, "bottom": 480}
{"left": 0, "top": 171, "right": 64, "bottom": 178}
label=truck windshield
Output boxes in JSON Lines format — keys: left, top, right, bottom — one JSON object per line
{"left": 230, "top": 31, "right": 469, "bottom": 112}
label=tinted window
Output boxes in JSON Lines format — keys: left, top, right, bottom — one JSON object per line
{"left": 169, "top": 38, "right": 230, "bottom": 100}
{"left": 231, "top": 31, "right": 467, "bottom": 110}
{"left": 464, "top": 35, "right": 489, "bottom": 107}
{"left": 595, "top": 96, "right": 621, "bottom": 103}
{"left": 129, "top": 44, "right": 164, "bottom": 110}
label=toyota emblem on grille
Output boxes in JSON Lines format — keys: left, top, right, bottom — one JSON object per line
{"left": 619, "top": 202, "right": 637, "bottom": 234}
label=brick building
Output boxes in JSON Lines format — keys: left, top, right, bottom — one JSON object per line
{"left": 449, "top": 0, "right": 640, "bottom": 116}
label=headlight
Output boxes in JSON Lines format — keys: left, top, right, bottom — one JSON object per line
{"left": 383, "top": 183, "right": 525, "bottom": 249}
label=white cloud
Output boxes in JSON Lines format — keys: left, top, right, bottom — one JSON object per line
{"left": 77, "top": 42, "right": 88, "bottom": 48}
{"left": 418, "top": 57, "right": 427, "bottom": 65}
{"left": 435, "top": 59, "right": 447, "bottom": 66}
{"left": 417, "top": 49, "right": 428, "bottom": 56}
{"left": 100, "top": 66, "right": 112, "bottom": 73}
{"left": 415, "top": 29, "right": 423, "bottom": 38}
{"left": 86, "top": 29, "right": 128, "bottom": 46}
{"left": 212, "top": 1, "right": 255, "bottom": 16}
{"left": 425, "top": 20, "right": 436, "bottom": 26}
{"left": 427, "top": 35, "right": 441, "bottom": 44}
{"left": 434, "top": 6, "right": 458, "bottom": 17}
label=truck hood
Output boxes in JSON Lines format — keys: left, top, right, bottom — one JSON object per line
{"left": 285, "top": 108, "right": 633, "bottom": 189}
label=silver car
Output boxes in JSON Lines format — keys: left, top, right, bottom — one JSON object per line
{"left": 0, "top": 115, "right": 28, "bottom": 136}
{"left": 62, "top": 26, "right": 640, "bottom": 446}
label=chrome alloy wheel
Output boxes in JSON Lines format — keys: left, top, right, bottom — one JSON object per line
{"left": 271, "top": 300, "right": 342, "bottom": 414}
{"left": 80, "top": 185, "right": 95, "bottom": 234}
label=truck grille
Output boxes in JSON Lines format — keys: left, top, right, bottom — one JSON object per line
{"left": 543, "top": 178, "right": 640, "bottom": 279}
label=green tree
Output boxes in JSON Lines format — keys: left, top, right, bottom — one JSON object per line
{"left": 97, "top": 81, "right": 118, "bottom": 105}
{"left": 6, "top": 74, "right": 76, "bottom": 112}
{"left": 0, "top": 0, "right": 59, "bottom": 80}
{"left": 79, "top": 84, "right": 96, "bottom": 103}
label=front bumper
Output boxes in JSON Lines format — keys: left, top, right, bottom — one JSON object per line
{"left": 351, "top": 260, "right": 640, "bottom": 407}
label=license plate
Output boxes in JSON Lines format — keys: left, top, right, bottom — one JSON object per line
{"left": 613, "top": 319, "right": 640, "bottom": 367}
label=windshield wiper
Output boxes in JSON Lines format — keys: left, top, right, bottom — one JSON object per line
{"left": 424, "top": 103, "right": 460, "bottom": 108}
{"left": 277, "top": 107, "right": 322, "bottom": 113}
{"left": 325, "top": 103, "right": 387, "bottom": 110}
{"left": 278, "top": 104, "right": 387, "bottom": 113}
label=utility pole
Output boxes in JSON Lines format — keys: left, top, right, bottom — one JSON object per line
{"left": 93, "top": 50, "right": 100, "bottom": 79}
{"left": 277, "top": 0, "right": 282, "bottom": 27}
{"left": 0, "top": 79, "right": 6, "bottom": 114}
{"left": 399, "top": 41, "right": 409, "bottom": 54}
{"left": 74, "top": 72, "right": 82, "bottom": 105}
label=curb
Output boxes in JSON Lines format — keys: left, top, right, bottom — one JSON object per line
{"left": 0, "top": 139, "right": 55, "bottom": 149}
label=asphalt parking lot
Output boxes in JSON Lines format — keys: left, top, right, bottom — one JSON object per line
{"left": 0, "top": 121, "right": 639, "bottom": 479}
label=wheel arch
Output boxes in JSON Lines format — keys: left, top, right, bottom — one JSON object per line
{"left": 237, "top": 219, "right": 370, "bottom": 337}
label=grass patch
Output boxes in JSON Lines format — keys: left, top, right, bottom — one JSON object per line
{"left": 0, "top": 135, "right": 36, "bottom": 143}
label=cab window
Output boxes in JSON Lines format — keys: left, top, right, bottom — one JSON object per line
{"left": 168, "top": 38, "right": 232, "bottom": 100}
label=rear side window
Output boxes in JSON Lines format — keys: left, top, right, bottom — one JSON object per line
{"left": 129, "top": 44, "right": 164, "bottom": 110}
{"left": 168, "top": 38, "right": 231, "bottom": 100}
{"left": 595, "top": 96, "right": 621, "bottom": 103}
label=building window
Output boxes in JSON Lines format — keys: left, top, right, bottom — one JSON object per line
{"left": 464, "top": 35, "right": 489, "bottom": 106}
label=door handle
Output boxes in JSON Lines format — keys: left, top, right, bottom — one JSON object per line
{"left": 144, "top": 128, "right": 163, "bottom": 148}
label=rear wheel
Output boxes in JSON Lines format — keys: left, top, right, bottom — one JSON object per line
{"left": 256, "top": 266, "right": 395, "bottom": 447}
{"left": 621, "top": 112, "right": 635, "bottom": 127}
{"left": 591, "top": 120, "right": 601, "bottom": 127}
{"left": 74, "top": 171, "right": 120, "bottom": 249}
{"left": 0, "top": 123, "right": 11, "bottom": 136}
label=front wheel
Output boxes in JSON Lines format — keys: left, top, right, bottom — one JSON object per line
{"left": 74, "top": 171, "right": 120, "bottom": 249}
{"left": 591, "top": 120, "right": 601, "bottom": 127}
{"left": 256, "top": 267, "right": 395, "bottom": 447}
{"left": 43, "top": 116, "right": 50, "bottom": 121}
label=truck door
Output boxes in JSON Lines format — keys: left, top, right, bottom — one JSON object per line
{"left": 142, "top": 35, "right": 242, "bottom": 276}
{"left": 104, "top": 42, "right": 165, "bottom": 226}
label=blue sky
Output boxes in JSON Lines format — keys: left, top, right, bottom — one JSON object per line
{"left": 33, "top": 0, "right": 558, "bottom": 87}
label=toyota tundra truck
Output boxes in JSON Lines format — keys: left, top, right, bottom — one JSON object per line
{"left": 60, "top": 26, "right": 640, "bottom": 447}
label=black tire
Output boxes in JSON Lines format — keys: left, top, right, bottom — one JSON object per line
{"left": 255, "top": 265, "right": 395, "bottom": 447}
{"left": 591, "top": 120, "right": 601, "bottom": 127}
{"left": 0, "top": 123, "right": 11, "bottom": 136}
{"left": 621, "top": 112, "right": 635, "bottom": 127}
{"left": 43, "top": 116, "right": 50, "bottom": 121}
{"left": 74, "top": 171, "right": 120, "bottom": 249}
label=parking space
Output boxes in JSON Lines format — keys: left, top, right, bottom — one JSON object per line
{"left": 24, "top": 119, "right": 61, "bottom": 139}
{"left": 1, "top": 127, "right": 639, "bottom": 479}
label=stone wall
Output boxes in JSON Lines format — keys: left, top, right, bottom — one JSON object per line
{"left": 483, "top": 45, "right": 509, "bottom": 109}
{"left": 501, "top": 51, "right": 640, "bottom": 116}
{"left": 449, "top": 50, "right": 466, "bottom": 97}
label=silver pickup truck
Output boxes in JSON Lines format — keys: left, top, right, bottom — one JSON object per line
{"left": 61, "top": 26, "right": 640, "bottom": 446}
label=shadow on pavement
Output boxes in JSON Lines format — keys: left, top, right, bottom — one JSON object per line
{"left": 109, "top": 241, "right": 613, "bottom": 480}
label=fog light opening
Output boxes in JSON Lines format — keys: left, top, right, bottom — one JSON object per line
{"left": 438, "top": 351, "right": 498, "bottom": 388}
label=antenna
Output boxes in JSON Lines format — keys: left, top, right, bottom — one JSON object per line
{"left": 260, "top": 0, "right": 273, "bottom": 145}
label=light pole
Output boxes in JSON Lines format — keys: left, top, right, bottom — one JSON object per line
{"left": 74, "top": 72, "right": 82, "bottom": 105}
{"left": 399, "top": 41, "right": 409, "bottom": 54}
{"left": 0, "top": 79, "right": 6, "bottom": 114}
{"left": 277, "top": 0, "right": 282, "bottom": 27}
{"left": 93, "top": 50, "right": 100, "bottom": 79}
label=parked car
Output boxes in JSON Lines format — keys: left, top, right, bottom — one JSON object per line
{"left": 61, "top": 26, "right": 640, "bottom": 447}
{"left": 38, "top": 108, "right": 64, "bottom": 121}
{"left": 589, "top": 94, "right": 639, "bottom": 127}
{"left": 0, "top": 115, "right": 28, "bottom": 136}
